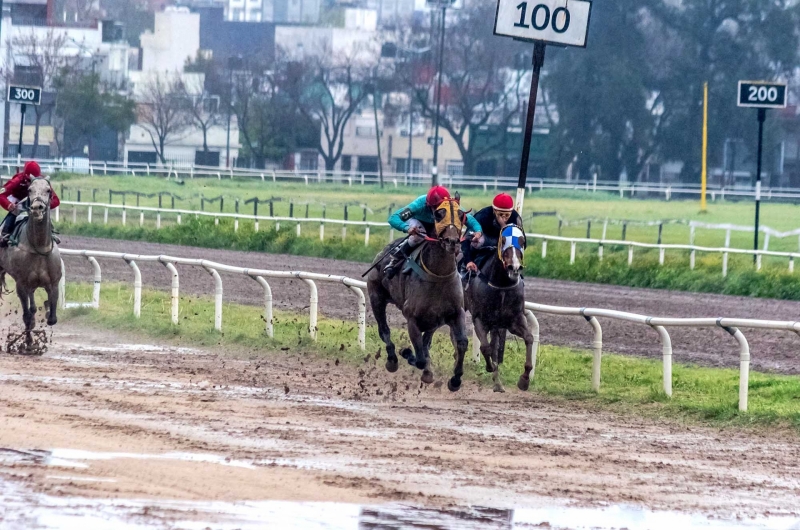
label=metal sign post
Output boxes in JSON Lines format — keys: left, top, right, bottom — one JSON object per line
{"left": 494, "top": 0, "right": 592, "bottom": 214}
{"left": 737, "top": 80, "right": 787, "bottom": 263}
{"left": 7, "top": 85, "right": 42, "bottom": 163}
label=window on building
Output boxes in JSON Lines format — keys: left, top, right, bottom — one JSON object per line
{"left": 357, "top": 156, "right": 379, "bottom": 173}
{"left": 446, "top": 161, "right": 464, "bottom": 177}
{"left": 195, "top": 151, "right": 220, "bottom": 167}
{"left": 128, "top": 151, "right": 158, "bottom": 164}
{"left": 341, "top": 155, "right": 352, "bottom": 172}
{"left": 299, "top": 152, "right": 318, "bottom": 171}
{"left": 355, "top": 126, "right": 376, "bottom": 137}
{"left": 394, "top": 158, "right": 422, "bottom": 175}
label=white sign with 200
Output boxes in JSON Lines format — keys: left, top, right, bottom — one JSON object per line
{"left": 494, "top": 0, "right": 592, "bottom": 48}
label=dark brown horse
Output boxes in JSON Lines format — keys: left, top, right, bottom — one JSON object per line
{"left": 367, "top": 200, "right": 469, "bottom": 391}
{"left": 0, "top": 178, "right": 61, "bottom": 352}
{"left": 464, "top": 225, "right": 534, "bottom": 393}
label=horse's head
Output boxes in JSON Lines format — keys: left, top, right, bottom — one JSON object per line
{"left": 499, "top": 225, "right": 526, "bottom": 281}
{"left": 432, "top": 198, "right": 465, "bottom": 254}
{"left": 28, "top": 178, "right": 52, "bottom": 222}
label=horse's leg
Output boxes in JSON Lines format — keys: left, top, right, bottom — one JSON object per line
{"left": 408, "top": 319, "right": 433, "bottom": 383}
{"left": 473, "top": 318, "right": 494, "bottom": 374}
{"left": 370, "top": 290, "right": 398, "bottom": 373}
{"left": 15, "top": 286, "right": 33, "bottom": 349}
{"left": 509, "top": 314, "right": 535, "bottom": 392}
{"left": 487, "top": 329, "right": 505, "bottom": 393}
{"left": 447, "top": 309, "right": 469, "bottom": 392}
{"left": 45, "top": 282, "right": 58, "bottom": 326}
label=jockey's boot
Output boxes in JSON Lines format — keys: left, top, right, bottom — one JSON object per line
{"left": 51, "top": 228, "right": 61, "bottom": 244}
{"left": 383, "top": 240, "right": 412, "bottom": 280}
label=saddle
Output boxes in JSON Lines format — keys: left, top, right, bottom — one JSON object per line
{"left": 402, "top": 244, "right": 457, "bottom": 283}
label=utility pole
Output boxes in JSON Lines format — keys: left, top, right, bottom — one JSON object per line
{"left": 431, "top": 5, "right": 447, "bottom": 186}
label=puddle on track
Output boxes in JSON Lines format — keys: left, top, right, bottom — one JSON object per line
{"left": 3, "top": 447, "right": 799, "bottom": 528}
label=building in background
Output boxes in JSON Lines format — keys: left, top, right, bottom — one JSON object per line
{"left": 139, "top": 7, "right": 200, "bottom": 72}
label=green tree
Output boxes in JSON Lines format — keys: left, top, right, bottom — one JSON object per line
{"left": 646, "top": 0, "right": 800, "bottom": 183}
{"left": 53, "top": 73, "right": 136, "bottom": 158}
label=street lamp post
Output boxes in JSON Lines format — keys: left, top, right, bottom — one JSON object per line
{"left": 431, "top": 5, "right": 448, "bottom": 186}
{"left": 226, "top": 56, "right": 242, "bottom": 169}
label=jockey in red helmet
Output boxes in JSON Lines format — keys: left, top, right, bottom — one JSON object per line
{"left": 383, "top": 185, "right": 482, "bottom": 279}
{"left": 0, "top": 161, "right": 61, "bottom": 247}
{"left": 459, "top": 193, "right": 524, "bottom": 274}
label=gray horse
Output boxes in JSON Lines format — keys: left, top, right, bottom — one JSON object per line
{"left": 0, "top": 178, "right": 61, "bottom": 351}
{"left": 367, "top": 200, "right": 469, "bottom": 391}
{"left": 464, "top": 225, "right": 535, "bottom": 393}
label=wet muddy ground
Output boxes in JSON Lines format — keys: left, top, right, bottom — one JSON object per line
{"left": 61, "top": 236, "right": 800, "bottom": 374}
{"left": 1, "top": 319, "right": 800, "bottom": 527}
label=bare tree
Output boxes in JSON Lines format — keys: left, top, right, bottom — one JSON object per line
{"left": 3, "top": 30, "right": 82, "bottom": 156}
{"left": 395, "top": 5, "right": 526, "bottom": 175}
{"left": 179, "top": 77, "right": 221, "bottom": 155}
{"left": 137, "top": 76, "right": 189, "bottom": 165}
{"left": 279, "top": 46, "right": 374, "bottom": 171}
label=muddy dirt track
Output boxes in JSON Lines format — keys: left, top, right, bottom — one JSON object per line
{"left": 61, "top": 235, "right": 800, "bottom": 375}
{"left": 1, "top": 322, "right": 800, "bottom": 527}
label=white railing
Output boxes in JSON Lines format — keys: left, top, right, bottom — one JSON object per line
{"left": 58, "top": 248, "right": 800, "bottom": 412}
{"left": 530, "top": 233, "right": 800, "bottom": 276}
{"left": 55, "top": 201, "right": 396, "bottom": 246}
{"left": 53, "top": 201, "right": 800, "bottom": 274}
{"left": 524, "top": 302, "right": 800, "bottom": 413}
{"left": 4, "top": 157, "right": 800, "bottom": 200}
{"left": 57, "top": 250, "right": 368, "bottom": 351}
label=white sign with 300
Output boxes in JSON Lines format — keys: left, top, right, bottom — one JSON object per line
{"left": 494, "top": 0, "right": 592, "bottom": 48}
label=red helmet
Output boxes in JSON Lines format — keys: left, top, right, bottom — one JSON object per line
{"left": 23, "top": 161, "right": 41, "bottom": 178}
{"left": 492, "top": 193, "right": 514, "bottom": 212}
{"left": 426, "top": 186, "right": 451, "bottom": 208}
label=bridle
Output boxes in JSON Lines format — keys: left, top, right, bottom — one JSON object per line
{"left": 425, "top": 198, "right": 466, "bottom": 243}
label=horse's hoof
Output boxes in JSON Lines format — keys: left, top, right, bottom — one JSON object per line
{"left": 385, "top": 359, "right": 399, "bottom": 373}
{"left": 493, "top": 384, "right": 506, "bottom": 393}
{"left": 421, "top": 371, "right": 434, "bottom": 385}
{"left": 400, "top": 348, "right": 413, "bottom": 360}
{"left": 447, "top": 377, "right": 462, "bottom": 392}
{"left": 47, "top": 317, "right": 57, "bottom": 326}
{"left": 415, "top": 358, "right": 427, "bottom": 371}
{"left": 517, "top": 375, "right": 531, "bottom": 392}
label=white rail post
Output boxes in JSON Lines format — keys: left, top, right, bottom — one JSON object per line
{"left": 570, "top": 242, "right": 576, "bottom": 264}
{"left": 525, "top": 310, "right": 540, "bottom": 383}
{"left": 722, "top": 252, "right": 729, "bottom": 277}
{"left": 584, "top": 315, "right": 602, "bottom": 392}
{"left": 163, "top": 261, "right": 179, "bottom": 325}
{"left": 319, "top": 223, "right": 325, "bottom": 241}
{"left": 58, "top": 259, "right": 66, "bottom": 310}
{"left": 103, "top": 208, "right": 108, "bottom": 224}
{"left": 348, "top": 285, "right": 367, "bottom": 351}
{"left": 659, "top": 247, "right": 665, "bottom": 266}
{"left": 54, "top": 207, "right": 59, "bottom": 223}
{"left": 296, "top": 223, "right": 301, "bottom": 237}
{"left": 122, "top": 208, "right": 127, "bottom": 226}
{"left": 628, "top": 245, "right": 634, "bottom": 266}
{"left": 719, "top": 326, "right": 751, "bottom": 412}
{"left": 541, "top": 239, "right": 547, "bottom": 259}
{"left": 389, "top": 229, "right": 395, "bottom": 243}
{"left": 253, "top": 276, "right": 274, "bottom": 338}
{"left": 85, "top": 256, "right": 102, "bottom": 309}
{"left": 689, "top": 225, "right": 696, "bottom": 246}
{"left": 205, "top": 267, "right": 223, "bottom": 332}
{"left": 303, "top": 278, "right": 319, "bottom": 340}
{"left": 126, "top": 259, "right": 142, "bottom": 318}
{"left": 214, "top": 217, "right": 219, "bottom": 226}
{"left": 756, "top": 253, "right": 762, "bottom": 272}
{"left": 342, "top": 225, "right": 347, "bottom": 240}
{"left": 598, "top": 244, "right": 603, "bottom": 261}
{"left": 72, "top": 206, "right": 77, "bottom": 223}
{"left": 177, "top": 214, "right": 182, "bottom": 225}
{"left": 791, "top": 257, "right": 795, "bottom": 274}
{"left": 365, "top": 226, "right": 370, "bottom": 246}
{"left": 157, "top": 213, "right": 162, "bottom": 230}
{"left": 650, "top": 324, "right": 672, "bottom": 397}
{"left": 139, "top": 211, "right": 144, "bottom": 227}
{"left": 87, "top": 206, "right": 92, "bottom": 223}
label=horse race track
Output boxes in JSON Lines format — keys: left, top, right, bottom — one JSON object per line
{"left": 1, "top": 322, "right": 800, "bottom": 527}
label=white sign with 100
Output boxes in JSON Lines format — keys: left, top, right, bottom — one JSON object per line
{"left": 494, "top": 0, "right": 592, "bottom": 48}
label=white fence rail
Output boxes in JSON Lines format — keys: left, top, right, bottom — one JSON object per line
{"left": 53, "top": 201, "right": 800, "bottom": 274}
{"left": 4, "top": 157, "right": 800, "bottom": 200}
{"left": 58, "top": 248, "right": 800, "bottom": 412}
{"left": 58, "top": 250, "right": 368, "bottom": 350}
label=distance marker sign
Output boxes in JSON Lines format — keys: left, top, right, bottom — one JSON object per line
{"left": 7, "top": 85, "right": 42, "bottom": 106}
{"left": 738, "top": 81, "right": 787, "bottom": 109}
{"left": 494, "top": 0, "right": 592, "bottom": 48}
